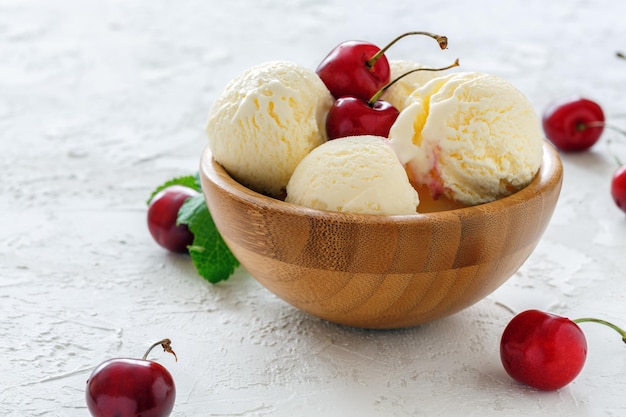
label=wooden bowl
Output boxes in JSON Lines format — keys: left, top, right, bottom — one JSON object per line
{"left": 200, "top": 142, "right": 562, "bottom": 329}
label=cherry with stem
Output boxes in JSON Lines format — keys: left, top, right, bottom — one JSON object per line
{"left": 500, "top": 309, "right": 626, "bottom": 391}
{"left": 86, "top": 338, "right": 178, "bottom": 417}
{"left": 542, "top": 97, "right": 605, "bottom": 152}
{"left": 316, "top": 30, "right": 448, "bottom": 101}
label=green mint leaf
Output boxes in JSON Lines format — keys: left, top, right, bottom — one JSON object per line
{"left": 177, "top": 194, "right": 239, "bottom": 283}
{"left": 147, "top": 173, "right": 202, "bottom": 205}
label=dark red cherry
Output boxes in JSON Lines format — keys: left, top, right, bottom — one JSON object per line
{"left": 326, "top": 97, "right": 399, "bottom": 139}
{"left": 147, "top": 185, "right": 199, "bottom": 253}
{"left": 86, "top": 339, "right": 177, "bottom": 417}
{"left": 316, "top": 40, "right": 390, "bottom": 101}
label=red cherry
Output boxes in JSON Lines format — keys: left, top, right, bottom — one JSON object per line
{"left": 611, "top": 165, "right": 626, "bottom": 213}
{"left": 500, "top": 310, "right": 626, "bottom": 391}
{"left": 500, "top": 310, "right": 587, "bottom": 390}
{"left": 147, "top": 185, "right": 199, "bottom": 253}
{"left": 316, "top": 31, "right": 448, "bottom": 101}
{"left": 326, "top": 97, "right": 399, "bottom": 139}
{"left": 542, "top": 97, "right": 605, "bottom": 152}
{"left": 86, "top": 339, "right": 177, "bottom": 417}
{"left": 317, "top": 41, "right": 389, "bottom": 101}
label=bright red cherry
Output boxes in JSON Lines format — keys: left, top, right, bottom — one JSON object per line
{"left": 317, "top": 40, "right": 389, "bottom": 101}
{"left": 147, "top": 185, "right": 199, "bottom": 253}
{"left": 326, "top": 97, "right": 399, "bottom": 139}
{"left": 500, "top": 310, "right": 587, "bottom": 390}
{"left": 500, "top": 310, "right": 626, "bottom": 391}
{"left": 542, "top": 97, "right": 605, "bottom": 152}
{"left": 316, "top": 31, "right": 447, "bottom": 101}
{"left": 611, "top": 165, "right": 626, "bottom": 213}
{"left": 86, "top": 339, "right": 177, "bottom": 417}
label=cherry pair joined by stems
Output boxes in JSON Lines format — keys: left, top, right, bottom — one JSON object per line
{"left": 317, "top": 31, "right": 448, "bottom": 101}
{"left": 86, "top": 339, "right": 177, "bottom": 417}
{"left": 326, "top": 59, "right": 459, "bottom": 140}
{"left": 500, "top": 310, "right": 626, "bottom": 391}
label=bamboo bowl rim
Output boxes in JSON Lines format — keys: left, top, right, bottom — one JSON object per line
{"left": 201, "top": 141, "right": 562, "bottom": 225}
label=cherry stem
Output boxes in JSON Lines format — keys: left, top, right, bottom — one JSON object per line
{"left": 617, "top": 51, "right": 625, "bottom": 60}
{"left": 584, "top": 120, "right": 626, "bottom": 137}
{"left": 573, "top": 318, "right": 626, "bottom": 344}
{"left": 142, "top": 338, "right": 178, "bottom": 362}
{"left": 584, "top": 121, "right": 626, "bottom": 166}
{"left": 366, "top": 31, "right": 448, "bottom": 68}
{"left": 368, "top": 58, "right": 460, "bottom": 105}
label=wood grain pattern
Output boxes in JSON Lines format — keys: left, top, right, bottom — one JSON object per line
{"left": 200, "top": 142, "right": 563, "bottom": 329}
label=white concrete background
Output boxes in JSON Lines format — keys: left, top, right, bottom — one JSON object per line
{"left": 2, "top": 0, "right": 626, "bottom": 416}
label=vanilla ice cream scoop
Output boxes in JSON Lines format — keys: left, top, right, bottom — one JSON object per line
{"left": 388, "top": 72, "right": 543, "bottom": 206}
{"left": 206, "top": 61, "right": 334, "bottom": 197}
{"left": 382, "top": 59, "right": 445, "bottom": 111}
{"left": 286, "top": 135, "right": 419, "bottom": 215}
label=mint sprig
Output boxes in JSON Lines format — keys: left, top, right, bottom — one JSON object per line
{"left": 148, "top": 174, "right": 239, "bottom": 283}
{"left": 177, "top": 194, "right": 239, "bottom": 283}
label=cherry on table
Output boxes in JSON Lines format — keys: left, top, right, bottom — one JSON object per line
{"left": 611, "top": 165, "right": 626, "bottom": 214}
{"left": 86, "top": 338, "right": 177, "bottom": 417}
{"left": 500, "top": 310, "right": 587, "bottom": 390}
{"left": 542, "top": 97, "right": 605, "bottom": 152}
{"left": 316, "top": 31, "right": 448, "bottom": 101}
{"left": 147, "top": 185, "right": 199, "bottom": 253}
{"left": 500, "top": 309, "right": 626, "bottom": 391}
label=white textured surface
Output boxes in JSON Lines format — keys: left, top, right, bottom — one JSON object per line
{"left": 2, "top": 0, "right": 626, "bottom": 416}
